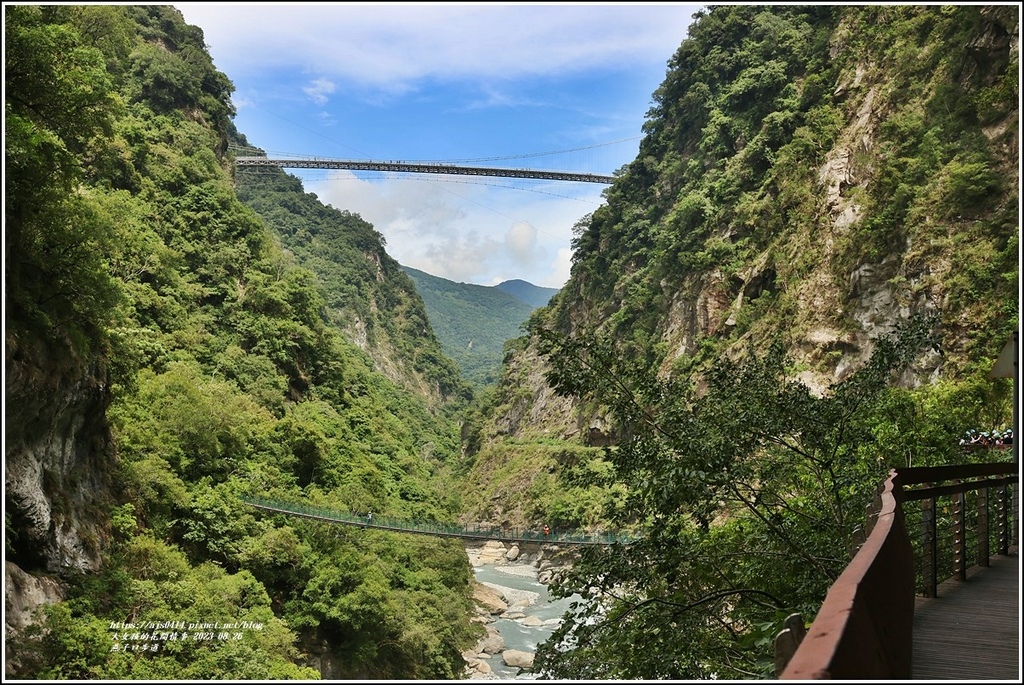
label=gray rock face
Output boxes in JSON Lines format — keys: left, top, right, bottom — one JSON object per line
{"left": 4, "top": 336, "right": 116, "bottom": 680}
{"left": 4, "top": 557, "right": 68, "bottom": 677}
{"left": 5, "top": 338, "right": 113, "bottom": 575}
{"left": 4, "top": 561, "right": 65, "bottom": 631}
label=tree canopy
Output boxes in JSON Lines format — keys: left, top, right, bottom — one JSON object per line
{"left": 533, "top": 316, "right": 950, "bottom": 678}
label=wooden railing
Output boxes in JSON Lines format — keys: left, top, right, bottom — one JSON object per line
{"left": 779, "top": 461, "right": 1018, "bottom": 680}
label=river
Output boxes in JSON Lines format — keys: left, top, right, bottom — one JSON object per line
{"left": 470, "top": 563, "right": 580, "bottom": 679}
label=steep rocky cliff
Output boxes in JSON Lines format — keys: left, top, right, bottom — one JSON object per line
{"left": 455, "top": 12, "right": 1017, "bottom": 676}
{"left": 464, "top": 5, "right": 1018, "bottom": 518}
{"left": 4, "top": 331, "right": 115, "bottom": 635}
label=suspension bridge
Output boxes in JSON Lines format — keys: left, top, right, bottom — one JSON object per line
{"left": 234, "top": 156, "right": 615, "bottom": 184}
{"left": 242, "top": 496, "right": 628, "bottom": 547}
{"left": 229, "top": 140, "right": 634, "bottom": 185}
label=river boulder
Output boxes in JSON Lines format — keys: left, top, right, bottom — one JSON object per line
{"left": 472, "top": 582, "right": 508, "bottom": 615}
{"left": 502, "top": 649, "right": 535, "bottom": 669}
{"left": 469, "top": 540, "right": 509, "bottom": 566}
{"left": 477, "top": 624, "right": 506, "bottom": 655}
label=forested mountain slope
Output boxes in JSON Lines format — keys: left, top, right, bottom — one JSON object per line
{"left": 234, "top": 172, "right": 471, "bottom": 408}
{"left": 493, "top": 279, "right": 560, "bottom": 309}
{"left": 400, "top": 265, "right": 553, "bottom": 387}
{"left": 5, "top": 4, "right": 1018, "bottom": 681}
{"left": 5, "top": 5, "right": 478, "bottom": 679}
{"left": 470, "top": 3, "right": 1018, "bottom": 470}
{"left": 462, "top": 5, "right": 1018, "bottom": 679}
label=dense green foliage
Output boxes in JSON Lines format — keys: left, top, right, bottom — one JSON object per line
{"left": 400, "top": 265, "right": 552, "bottom": 387}
{"left": 466, "top": 4, "right": 1017, "bottom": 679}
{"left": 14, "top": 529, "right": 319, "bottom": 680}
{"left": 6, "top": 3, "right": 1017, "bottom": 681}
{"left": 531, "top": 316, "right": 1013, "bottom": 679}
{"left": 6, "top": 6, "right": 479, "bottom": 679}
{"left": 6, "top": 4, "right": 128, "bottom": 358}
{"left": 562, "top": 5, "right": 1016, "bottom": 376}
{"left": 455, "top": 440, "right": 627, "bottom": 531}
{"left": 234, "top": 171, "right": 471, "bottom": 405}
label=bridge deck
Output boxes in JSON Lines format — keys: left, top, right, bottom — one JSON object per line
{"left": 912, "top": 550, "right": 1019, "bottom": 680}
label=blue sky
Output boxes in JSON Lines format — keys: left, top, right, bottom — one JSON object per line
{"left": 175, "top": 3, "right": 704, "bottom": 288}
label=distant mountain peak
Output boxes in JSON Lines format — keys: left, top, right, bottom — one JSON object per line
{"left": 400, "top": 266, "right": 560, "bottom": 386}
{"left": 493, "top": 279, "right": 560, "bottom": 309}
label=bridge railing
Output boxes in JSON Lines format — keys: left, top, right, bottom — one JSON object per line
{"left": 233, "top": 157, "right": 616, "bottom": 184}
{"left": 779, "top": 460, "right": 1018, "bottom": 680}
{"left": 240, "top": 496, "right": 627, "bottom": 545}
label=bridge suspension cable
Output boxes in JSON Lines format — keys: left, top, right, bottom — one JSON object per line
{"left": 438, "top": 136, "right": 641, "bottom": 164}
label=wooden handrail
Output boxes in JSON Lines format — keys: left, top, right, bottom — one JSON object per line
{"left": 779, "top": 461, "right": 1018, "bottom": 680}
{"left": 779, "top": 469, "right": 914, "bottom": 679}
{"left": 897, "top": 462, "right": 1017, "bottom": 486}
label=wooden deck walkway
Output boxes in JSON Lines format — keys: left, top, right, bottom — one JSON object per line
{"left": 912, "top": 551, "right": 1020, "bottom": 680}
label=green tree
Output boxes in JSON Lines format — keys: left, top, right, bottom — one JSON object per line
{"left": 6, "top": 5, "right": 478, "bottom": 680}
{"left": 533, "top": 316, "right": 937, "bottom": 679}
{"left": 5, "top": 4, "right": 124, "bottom": 352}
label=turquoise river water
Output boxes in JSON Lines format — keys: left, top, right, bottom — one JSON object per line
{"left": 471, "top": 564, "right": 580, "bottom": 680}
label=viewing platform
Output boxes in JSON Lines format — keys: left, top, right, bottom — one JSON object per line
{"left": 911, "top": 550, "right": 1019, "bottom": 680}
{"left": 780, "top": 461, "right": 1019, "bottom": 680}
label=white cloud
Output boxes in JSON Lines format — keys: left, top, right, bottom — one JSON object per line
{"left": 550, "top": 247, "right": 574, "bottom": 289}
{"left": 177, "top": 3, "right": 702, "bottom": 91}
{"left": 174, "top": 2, "right": 673, "bottom": 288}
{"left": 505, "top": 222, "right": 537, "bottom": 261}
{"left": 465, "top": 84, "right": 542, "bottom": 111}
{"left": 305, "top": 172, "right": 597, "bottom": 287}
{"left": 302, "top": 77, "right": 336, "bottom": 105}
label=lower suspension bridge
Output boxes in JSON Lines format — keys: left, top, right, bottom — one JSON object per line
{"left": 242, "top": 496, "right": 627, "bottom": 547}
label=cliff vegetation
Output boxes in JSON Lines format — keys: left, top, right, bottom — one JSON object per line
{"left": 5, "top": 5, "right": 478, "bottom": 679}
{"left": 464, "top": 5, "right": 1018, "bottom": 678}
{"left": 4, "top": 4, "right": 1018, "bottom": 681}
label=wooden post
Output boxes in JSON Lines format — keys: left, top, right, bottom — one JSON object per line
{"left": 773, "top": 613, "right": 806, "bottom": 677}
{"left": 922, "top": 496, "right": 937, "bottom": 597}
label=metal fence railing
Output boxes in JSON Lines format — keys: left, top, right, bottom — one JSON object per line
{"left": 896, "top": 462, "right": 1019, "bottom": 597}
{"left": 780, "top": 459, "right": 1018, "bottom": 680}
